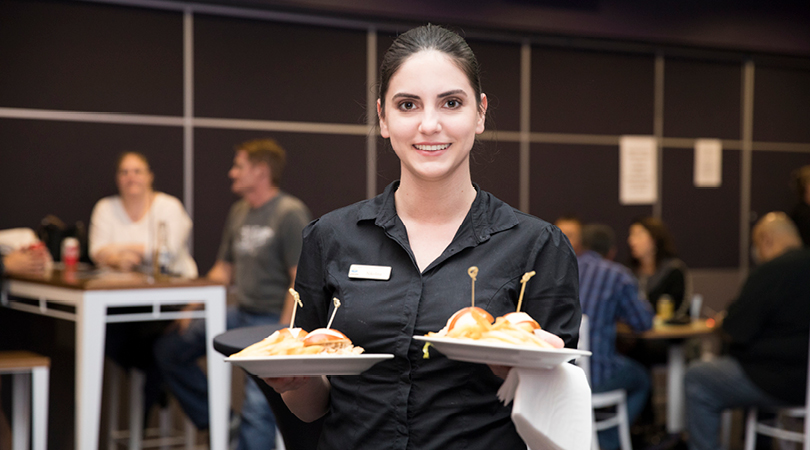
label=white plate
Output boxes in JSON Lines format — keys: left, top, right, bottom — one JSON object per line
{"left": 413, "top": 336, "right": 590, "bottom": 369}
{"left": 225, "top": 354, "right": 394, "bottom": 377}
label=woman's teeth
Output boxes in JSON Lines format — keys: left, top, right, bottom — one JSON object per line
{"left": 414, "top": 144, "right": 450, "bottom": 151}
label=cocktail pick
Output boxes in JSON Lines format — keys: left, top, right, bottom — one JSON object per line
{"left": 326, "top": 297, "right": 341, "bottom": 329}
{"left": 288, "top": 288, "right": 303, "bottom": 329}
{"left": 468, "top": 266, "right": 479, "bottom": 308}
{"left": 516, "top": 271, "right": 536, "bottom": 312}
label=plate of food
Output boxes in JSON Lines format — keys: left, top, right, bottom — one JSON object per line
{"left": 227, "top": 294, "right": 393, "bottom": 377}
{"left": 413, "top": 335, "right": 588, "bottom": 369}
{"left": 415, "top": 268, "right": 589, "bottom": 369}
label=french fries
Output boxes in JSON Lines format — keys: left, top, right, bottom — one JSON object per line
{"left": 428, "top": 315, "right": 555, "bottom": 349}
{"left": 231, "top": 329, "right": 324, "bottom": 357}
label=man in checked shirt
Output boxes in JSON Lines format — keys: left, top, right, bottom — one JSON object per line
{"left": 577, "top": 223, "right": 655, "bottom": 450}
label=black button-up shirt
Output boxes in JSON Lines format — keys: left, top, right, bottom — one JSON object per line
{"left": 295, "top": 182, "right": 581, "bottom": 450}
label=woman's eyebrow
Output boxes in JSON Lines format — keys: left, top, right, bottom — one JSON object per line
{"left": 437, "top": 89, "right": 467, "bottom": 98}
{"left": 392, "top": 92, "right": 420, "bottom": 100}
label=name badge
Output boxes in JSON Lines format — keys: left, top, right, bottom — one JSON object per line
{"left": 348, "top": 264, "right": 392, "bottom": 280}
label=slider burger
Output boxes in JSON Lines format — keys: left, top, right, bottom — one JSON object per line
{"left": 446, "top": 306, "right": 495, "bottom": 332}
{"left": 302, "top": 328, "right": 363, "bottom": 354}
{"left": 501, "top": 312, "right": 540, "bottom": 334}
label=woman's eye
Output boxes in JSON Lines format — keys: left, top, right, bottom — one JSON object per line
{"left": 399, "top": 101, "right": 415, "bottom": 110}
{"left": 445, "top": 99, "right": 461, "bottom": 108}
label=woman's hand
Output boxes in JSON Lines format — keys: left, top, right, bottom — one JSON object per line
{"left": 535, "top": 328, "right": 565, "bottom": 348}
{"left": 262, "top": 376, "right": 312, "bottom": 394}
{"left": 488, "top": 364, "right": 512, "bottom": 379}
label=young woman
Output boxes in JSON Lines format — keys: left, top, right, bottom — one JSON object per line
{"left": 627, "top": 216, "right": 689, "bottom": 315}
{"left": 266, "top": 25, "right": 581, "bottom": 450}
{"left": 89, "top": 151, "right": 197, "bottom": 277}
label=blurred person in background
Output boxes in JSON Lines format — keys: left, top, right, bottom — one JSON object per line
{"left": 89, "top": 151, "right": 197, "bottom": 277}
{"left": 0, "top": 245, "right": 50, "bottom": 276}
{"left": 684, "top": 212, "right": 810, "bottom": 450}
{"left": 790, "top": 165, "right": 810, "bottom": 246}
{"left": 580, "top": 223, "right": 655, "bottom": 450}
{"left": 627, "top": 217, "right": 689, "bottom": 315}
{"left": 89, "top": 151, "right": 198, "bottom": 425}
{"left": 155, "top": 138, "right": 311, "bottom": 450}
{"left": 555, "top": 215, "right": 584, "bottom": 256}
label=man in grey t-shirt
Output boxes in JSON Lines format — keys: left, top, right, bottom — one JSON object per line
{"left": 156, "top": 138, "right": 311, "bottom": 450}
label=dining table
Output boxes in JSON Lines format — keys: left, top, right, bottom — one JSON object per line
{"left": 617, "top": 317, "right": 719, "bottom": 434}
{"left": 1, "top": 265, "right": 230, "bottom": 450}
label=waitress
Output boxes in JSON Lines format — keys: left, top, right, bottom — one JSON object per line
{"left": 266, "top": 24, "right": 581, "bottom": 450}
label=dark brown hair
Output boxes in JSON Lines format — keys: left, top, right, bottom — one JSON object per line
{"left": 629, "top": 216, "right": 678, "bottom": 269}
{"left": 378, "top": 24, "right": 483, "bottom": 118}
{"left": 792, "top": 165, "right": 810, "bottom": 201}
{"left": 236, "top": 138, "right": 286, "bottom": 186}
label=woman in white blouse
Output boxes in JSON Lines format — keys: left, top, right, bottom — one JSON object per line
{"left": 89, "top": 151, "right": 197, "bottom": 277}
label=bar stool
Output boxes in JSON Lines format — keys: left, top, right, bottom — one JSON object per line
{"left": 0, "top": 350, "right": 50, "bottom": 450}
{"left": 106, "top": 362, "right": 196, "bottom": 450}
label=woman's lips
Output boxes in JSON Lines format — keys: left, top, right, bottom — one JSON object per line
{"left": 413, "top": 144, "right": 450, "bottom": 151}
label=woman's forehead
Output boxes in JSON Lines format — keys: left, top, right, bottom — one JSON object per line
{"left": 388, "top": 50, "right": 471, "bottom": 94}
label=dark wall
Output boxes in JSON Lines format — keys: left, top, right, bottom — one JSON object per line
{"left": 1, "top": 0, "right": 809, "bottom": 275}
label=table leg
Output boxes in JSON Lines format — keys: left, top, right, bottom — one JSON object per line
{"left": 667, "top": 343, "right": 686, "bottom": 434}
{"left": 204, "top": 287, "right": 230, "bottom": 450}
{"left": 76, "top": 298, "right": 107, "bottom": 450}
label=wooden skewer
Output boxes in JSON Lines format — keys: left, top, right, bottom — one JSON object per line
{"left": 326, "top": 297, "right": 341, "bottom": 329}
{"left": 288, "top": 288, "right": 303, "bottom": 329}
{"left": 468, "top": 266, "right": 478, "bottom": 308}
{"left": 516, "top": 271, "right": 536, "bottom": 312}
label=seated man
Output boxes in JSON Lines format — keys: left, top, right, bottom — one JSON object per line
{"left": 579, "top": 224, "right": 655, "bottom": 450}
{"left": 684, "top": 212, "right": 810, "bottom": 450}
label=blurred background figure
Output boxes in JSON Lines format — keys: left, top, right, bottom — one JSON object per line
{"left": 579, "top": 223, "right": 655, "bottom": 450}
{"left": 627, "top": 217, "right": 689, "bottom": 316}
{"left": 790, "top": 165, "right": 810, "bottom": 246}
{"left": 555, "top": 215, "right": 584, "bottom": 256}
{"left": 684, "top": 212, "right": 810, "bottom": 450}
{"left": 89, "top": 151, "right": 198, "bottom": 426}
{"left": 156, "top": 138, "right": 311, "bottom": 450}
{"left": 89, "top": 151, "right": 197, "bottom": 277}
{"left": 0, "top": 244, "right": 50, "bottom": 277}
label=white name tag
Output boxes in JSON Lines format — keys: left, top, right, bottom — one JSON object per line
{"left": 348, "top": 264, "right": 391, "bottom": 280}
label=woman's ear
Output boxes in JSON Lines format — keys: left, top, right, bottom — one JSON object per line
{"left": 377, "top": 98, "right": 390, "bottom": 138}
{"left": 476, "top": 93, "right": 488, "bottom": 134}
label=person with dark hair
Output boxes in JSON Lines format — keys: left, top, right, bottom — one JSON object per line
{"left": 582, "top": 223, "right": 617, "bottom": 260}
{"left": 579, "top": 223, "right": 654, "bottom": 450}
{"left": 790, "top": 165, "right": 810, "bottom": 246}
{"left": 555, "top": 215, "right": 584, "bottom": 256}
{"left": 155, "top": 138, "right": 311, "bottom": 450}
{"left": 684, "top": 212, "right": 810, "bottom": 450}
{"left": 264, "top": 24, "right": 581, "bottom": 450}
{"left": 627, "top": 216, "right": 689, "bottom": 315}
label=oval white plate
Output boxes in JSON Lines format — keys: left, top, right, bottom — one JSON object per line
{"left": 413, "top": 336, "right": 590, "bottom": 369}
{"left": 225, "top": 354, "right": 394, "bottom": 377}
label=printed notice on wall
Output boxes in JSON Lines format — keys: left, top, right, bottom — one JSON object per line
{"left": 694, "top": 139, "right": 723, "bottom": 187}
{"left": 620, "top": 135, "right": 658, "bottom": 205}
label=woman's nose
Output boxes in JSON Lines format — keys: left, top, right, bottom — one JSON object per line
{"left": 418, "top": 108, "right": 442, "bottom": 135}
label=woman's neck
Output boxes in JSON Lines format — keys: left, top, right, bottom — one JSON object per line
{"left": 394, "top": 172, "right": 476, "bottom": 225}
{"left": 121, "top": 191, "right": 154, "bottom": 223}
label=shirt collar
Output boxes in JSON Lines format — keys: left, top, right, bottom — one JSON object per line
{"left": 357, "top": 180, "right": 519, "bottom": 244}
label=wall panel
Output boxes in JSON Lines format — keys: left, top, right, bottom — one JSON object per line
{"left": 661, "top": 147, "right": 741, "bottom": 268}
{"left": 194, "top": 15, "right": 367, "bottom": 123}
{"left": 529, "top": 143, "right": 653, "bottom": 264}
{"left": 0, "top": 0, "right": 183, "bottom": 114}
{"left": 663, "top": 58, "right": 741, "bottom": 140}
{"left": 531, "top": 48, "right": 655, "bottom": 135}
{"left": 753, "top": 66, "right": 810, "bottom": 143}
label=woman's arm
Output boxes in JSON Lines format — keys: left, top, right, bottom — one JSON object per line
{"left": 264, "top": 375, "right": 331, "bottom": 422}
